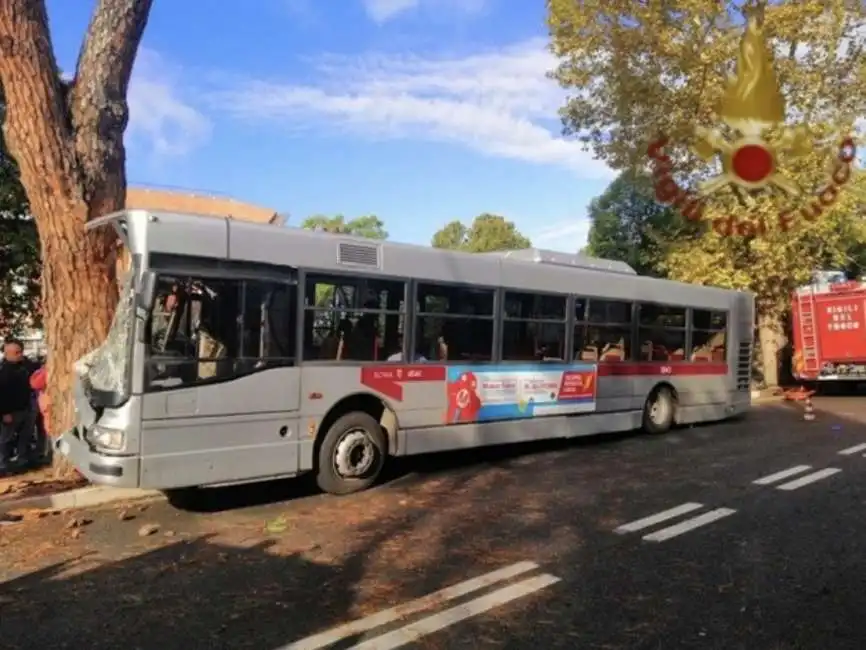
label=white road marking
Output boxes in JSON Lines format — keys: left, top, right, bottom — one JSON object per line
{"left": 775, "top": 467, "right": 841, "bottom": 491}
{"left": 642, "top": 508, "right": 737, "bottom": 543}
{"left": 614, "top": 502, "right": 704, "bottom": 534}
{"left": 839, "top": 443, "right": 866, "bottom": 455}
{"left": 277, "top": 561, "right": 538, "bottom": 650}
{"left": 348, "top": 573, "right": 561, "bottom": 650}
{"left": 753, "top": 465, "right": 812, "bottom": 485}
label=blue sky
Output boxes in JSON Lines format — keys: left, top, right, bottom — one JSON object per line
{"left": 45, "top": 0, "right": 615, "bottom": 250}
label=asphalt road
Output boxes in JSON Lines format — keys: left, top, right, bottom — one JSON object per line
{"left": 2, "top": 396, "right": 866, "bottom": 649}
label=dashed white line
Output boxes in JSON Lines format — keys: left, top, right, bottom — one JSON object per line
{"left": 614, "top": 502, "right": 704, "bottom": 534}
{"left": 348, "top": 573, "right": 561, "bottom": 650}
{"left": 775, "top": 467, "right": 841, "bottom": 491}
{"left": 838, "top": 443, "right": 866, "bottom": 456}
{"left": 278, "top": 561, "right": 538, "bottom": 650}
{"left": 753, "top": 465, "right": 812, "bottom": 485}
{"left": 642, "top": 507, "right": 737, "bottom": 543}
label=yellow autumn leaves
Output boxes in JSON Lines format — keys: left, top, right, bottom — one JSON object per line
{"left": 548, "top": 0, "right": 865, "bottom": 324}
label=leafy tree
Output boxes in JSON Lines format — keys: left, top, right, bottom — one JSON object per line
{"left": 301, "top": 214, "right": 388, "bottom": 239}
{"left": 0, "top": 216, "right": 39, "bottom": 335}
{"left": 0, "top": 0, "right": 152, "bottom": 473}
{"left": 432, "top": 214, "right": 531, "bottom": 252}
{"left": 548, "top": 1, "right": 866, "bottom": 386}
{"left": 585, "top": 170, "right": 692, "bottom": 277}
{"left": 0, "top": 106, "right": 39, "bottom": 334}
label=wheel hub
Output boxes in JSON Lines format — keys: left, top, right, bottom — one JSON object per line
{"left": 650, "top": 396, "right": 669, "bottom": 425}
{"left": 334, "top": 430, "right": 375, "bottom": 478}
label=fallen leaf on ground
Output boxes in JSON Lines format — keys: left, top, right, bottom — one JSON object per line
{"left": 138, "top": 523, "right": 160, "bottom": 537}
{"left": 65, "top": 517, "right": 91, "bottom": 529}
{"left": 120, "top": 593, "right": 144, "bottom": 604}
{"left": 265, "top": 516, "right": 289, "bottom": 533}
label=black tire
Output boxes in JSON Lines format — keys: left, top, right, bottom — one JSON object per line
{"left": 642, "top": 386, "right": 675, "bottom": 434}
{"left": 316, "top": 411, "right": 387, "bottom": 495}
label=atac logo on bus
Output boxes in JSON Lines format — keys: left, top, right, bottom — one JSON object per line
{"left": 647, "top": 12, "right": 857, "bottom": 237}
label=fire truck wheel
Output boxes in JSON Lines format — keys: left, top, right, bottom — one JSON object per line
{"left": 316, "top": 411, "right": 387, "bottom": 495}
{"left": 642, "top": 386, "right": 675, "bottom": 434}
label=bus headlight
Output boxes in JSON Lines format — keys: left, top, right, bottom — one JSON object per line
{"left": 88, "top": 427, "right": 125, "bottom": 451}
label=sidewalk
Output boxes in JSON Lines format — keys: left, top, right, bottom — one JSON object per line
{"left": 0, "top": 465, "right": 86, "bottom": 502}
{"left": 0, "top": 466, "right": 160, "bottom": 517}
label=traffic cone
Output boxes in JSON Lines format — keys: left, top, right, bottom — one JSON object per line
{"left": 803, "top": 394, "right": 816, "bottom": 421}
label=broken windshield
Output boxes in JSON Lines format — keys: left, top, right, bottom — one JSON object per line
{"left": 75, "top": 273, "right": 134, "bottom": 403}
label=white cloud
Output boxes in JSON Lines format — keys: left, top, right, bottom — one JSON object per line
{"left": 214, "top": 38, "right": 614, "bottom": 180}
{"left": 361, "top": 0, "right": 486, "bottom": 23}
{"left": 530, "top": 220, "right": 592, "bottom": 252}
{"left": 126, "top": 48, "right": 212, "bottom": 157}
{"left": 362, "top": 0, "right": 418, "bottom": 22}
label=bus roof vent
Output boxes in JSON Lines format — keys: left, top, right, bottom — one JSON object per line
{"left": 337, "top": 241, "right": 381, "bottom": 268}
{"left": 483, "top": 248, "right": 637, "bottom": 275}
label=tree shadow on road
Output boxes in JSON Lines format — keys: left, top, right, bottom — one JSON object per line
{"left": 0, "top": 511, "right": 442, "bottom": 650}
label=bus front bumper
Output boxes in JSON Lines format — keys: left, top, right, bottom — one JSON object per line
{"left": 55, "top": 430, "right": 140, "bottom": 488}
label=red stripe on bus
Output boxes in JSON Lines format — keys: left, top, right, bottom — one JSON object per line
{"left": 597, "top": 362, "right": 728, "bottom": 377}
{"left": 360, "top": 365, "right": 447, "bottom": 401}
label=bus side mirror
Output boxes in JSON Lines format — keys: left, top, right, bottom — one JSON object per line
{"left": 136, "top": 271, "right": 157, "bottom": 313}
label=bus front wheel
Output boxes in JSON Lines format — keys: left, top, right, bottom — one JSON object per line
{"left": 316, "top": 411, "right": 387, "bottom": 495}
{"left": 642, "top": 386, "right": 675, "bottom": 434}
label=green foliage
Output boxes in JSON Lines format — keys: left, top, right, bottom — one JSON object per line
{"left": 431, "top": 214, "right": 531, "bottom": 252}
{"left": 301, "top": 214, "right": 388, "bottom": 240}
{"left": 0, "top": 103, "right": 38, "bottom": 335}
{"left": 585, "top": 170, "right": 693, "bottom": 276}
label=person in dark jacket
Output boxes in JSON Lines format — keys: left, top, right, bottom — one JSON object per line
{"left": 0, "top": 337, "right": 37, "bottom": 473}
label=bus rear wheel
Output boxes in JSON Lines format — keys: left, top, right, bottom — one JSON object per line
{"left": 316, "top": 411, "right": 387, "bottom": 495}
{"left": 642, "top": 386, "right": 675, "bottom": 434}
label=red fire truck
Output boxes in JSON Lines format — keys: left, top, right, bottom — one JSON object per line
{"left": 792, "top": 274, "right": 866, "bottom": 383}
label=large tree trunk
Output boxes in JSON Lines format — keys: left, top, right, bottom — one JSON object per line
{"left": 0, "top": 0, "right": 152, "bottom": 477}
{"left": 757, "top": 312, "right": 785, "bottom": 389}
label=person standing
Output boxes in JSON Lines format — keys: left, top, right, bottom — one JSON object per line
{"left": 0, "top": 337, "right": 37, "bottom": 473}
{"left": 29, "top": 360, "right": 51, "bottom": 462}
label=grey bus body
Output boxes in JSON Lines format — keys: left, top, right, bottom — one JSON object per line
{"left": 56, "top": 209, "right": 754, "bottom": 495}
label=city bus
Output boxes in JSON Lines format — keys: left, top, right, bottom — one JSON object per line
{"left": 56, "top": 209, "right": 754, "bottom": 496}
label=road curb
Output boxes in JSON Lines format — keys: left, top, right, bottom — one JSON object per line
{"left": 0, "top": 485, "right": 163, "bottom": 516}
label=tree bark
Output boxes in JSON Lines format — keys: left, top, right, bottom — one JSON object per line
{"left": 0, "top": 0, "right": 152, "bottom": 477}
{"left": 757, "top": 311, "right": 784, "bottom": 389}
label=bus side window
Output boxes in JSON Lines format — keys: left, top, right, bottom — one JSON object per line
{"left": 578, "top": 298, "right": 632, "bottom": 362}
{"left": 637, "top": 303, "right": 686, "bottom": 362}
{"left": 415, "top": 283, "right": 494, "bottom": 362}
{"left": 501, "top": 291, "right": 566, "bottom": 362}
{"left": 302, "top": 274, "right": 406, "bottom": 362}
{"left": 691, "top": 309, "right": 727, "bottom": 362}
